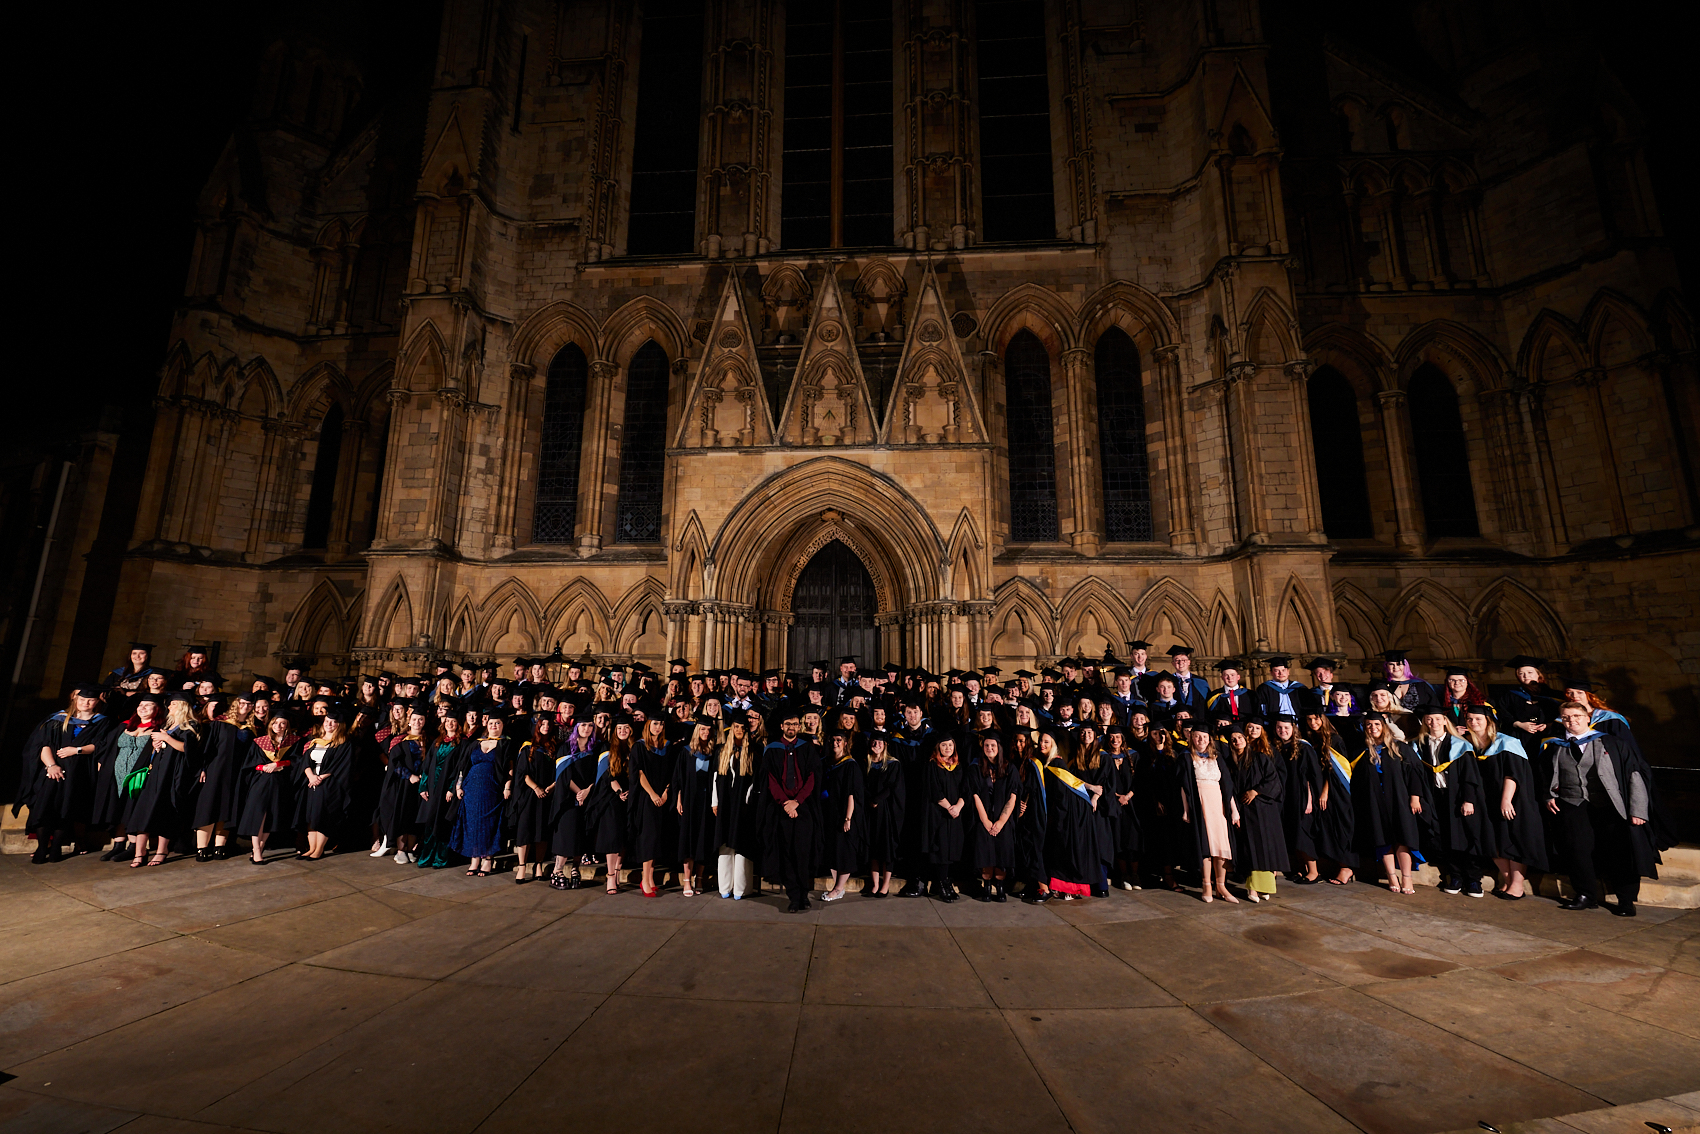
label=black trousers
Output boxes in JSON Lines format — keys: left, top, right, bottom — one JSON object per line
{"left": 1555, "top": 800, "right": 1641, "bottom": 905}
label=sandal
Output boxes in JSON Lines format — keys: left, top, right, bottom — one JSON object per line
{"left": 130, "top": 855, "right": 147, "bottom": 868}
{"left": 147, "top": 853, "right": 167, "bottom": 867}
{"left": 466, "top": 866, "right": 478, "bottom": 877}
{"left": 606, "top": 879, "right": 619, "bottom": 894}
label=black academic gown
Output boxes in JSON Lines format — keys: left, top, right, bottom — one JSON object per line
{"left": 1231, "top": 750, "right": 1289, "bottom": 873}
{"left": 1476, "top": 737, "right": 1549, "bottom": 871}
{"left": 1350, "top": 742, "right": 1424, "bottom": 855}
{"left": 416, "top": 739, "right": 468, "bottom": 850}
{"left": 127, "top": 724, "right": 204, "bottom": 838}
{"left": 1310, "top": 741, "right": 1357, "bottom": 865}
{"left": 863, "top": 758, "right": 906, "bottom": 867}
{"left": 966, "top": 761, "right": 1015, "bottom": 872}
{"left": 295, "top": 741, "right": 356, "bottom": 835}
{"left": 236, "top": 739, "right": 299, "bottom": 837}
{"left": 1278, "top": 740, "right": 1326, "bottom": 863}
{"left": 1014, "top": 757, "right": 1048, "bottom": 886}
{"left": 547, "top": 748, "right": 598, "bottom": 859}
{"left": 1132, "top": 742, "right": 1180, "bottom": 871}
{"left": 378, "top": 738, "right": 427, "bottom": 843}
{"left": 757, "top": 739, "right": 824, "bottom": 885}
{"left": 1410, "top": 734, "right": 1485, "bottom": 860}
{"left": 585, "top": 748, "right": 632, "bottom": 857}
{"left": 821, "top": 755, "right": 867, "bottom": 874}
{"left": 507, "top": 740, "right": 555, "bottom": 847}
{"left": 920, "top": 758, "right": 967, "bottom": 865}
{"left": 1041, "top": 760, "right": 1100, "bottom": 889}
{"left": 1105, "top": 752, "right": 1139, "bottom": 858}
{"left": 192, "top": 720, "right": 250, "bottom": 829}
{"left": 711, "top": 763, "right": 761, "bottom": 858}
{"left": 673, "top": 746, "right": 717, "bottom": 865}
{"left": 25, "top": 713, "right": 118, "bottom": 835}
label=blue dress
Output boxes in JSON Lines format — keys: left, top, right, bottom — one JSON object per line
{"left": 451, "top": 742, "right": 507, "bottom": 858}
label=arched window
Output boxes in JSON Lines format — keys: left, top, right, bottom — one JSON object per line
{"left": 533, "top": 343, "right": 589, "bottom": 544}
{"left": 628, "top": 0, "right": 704, "bottom": 255}
{"left": 614, "top": 341, "right": 670, "bottom": 543}
{"left": 303, "top": 404, "right": 343, "bottom": 549}
{"left": 1408, "top": 363, "right": 1479, "bottom": 537}
{"left": 1004, "top": 330, "right": 1058, "bottom": 541}
{"left": 1307, "top": 366, "right": 1374, "bottom": 538}
{"left": 1094, "top": 328, "right": 1152, "bottom": 541}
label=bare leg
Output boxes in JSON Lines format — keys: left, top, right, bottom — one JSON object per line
{"left": 251, "top": 828, "right": 269, "bottom": 862}
{"left": 606, "top": 852, "right": 623, "bottom": 892}
{"left": 1379, "top": 853, "right": 1399, "bottom": 891}
{"left": 1395, "top": 848, "right": 1415, "bottom": 892}
{"left": 1215, "top": 859, "right": 1239, "bottom": 902}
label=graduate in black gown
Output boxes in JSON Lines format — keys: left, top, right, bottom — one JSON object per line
{"left": 1225, "top": 723, "right": 1288, "bottom": 902}
{"left": 237, "top": 711, "right": 301, "bottom": 863}
{"left": 1410, "top": 706, "right": 1486, "bottom": 897}
{"left": 376, "top": 708, "right": 429, "bottom": 865}
{"left": 295, "top": 708, "right": 357, "bottom": 860}
{"left": 127, "top": 692, "right": 206, "bottom": 866}
{"left": 546, "top": 719, "right": 601, "bottom": 889}
{"left": 862, "top": 730, "right": 905, "bottom": 897}
{"left": 508, "top": 715, "right": 558, "bottom": 882}
{"left": 919, "top": 734, "right": 967, "bottom": 902}
{"left": 673, "top": 720, "right": 718, "bottom": 897}
{"left": 1013, "top": 731, "right": 1053, "bottom": 901}
{"left": 631, "top": 718, "right": 678, "bottom": 895}
{"left": 890, "top": 699, "right": 935, "bottom": 898}
{"left": 23, "top": 687, "right": 117, "bottom": 863}
{"left": 1041, "top": 729, "right": 1103, "bottom": 901}
{"left": 1350, "top": 713, "right": 1425, "bottom": 893}
{"left": 819, "top": 729, "right": 867, "bottom": 902}
{"left": 1271, "top": 715, "right": 1324, "bottom": 884}
{"left": 967, "top": 731, "right": 1016, "bottom": 902}
{"left": 712, "top": 713, "right": 762, "bottom": 899}
{"left": 759, "top": 707, "right": 823, "bottom": 912}
{"left": 1131, "top": 721, "right": 1182, "bottom": 891}
{"left": 586, "top": 720, "right": 635, "bottom": 893}
{"left": 193, "top": 693, "right": 255, "bottom": 861}
{"left": 1102, "top": 725, "right": 1139, "bottom": 890}
{"left": 1460, "top": 705, "right": 1547, "bottom": 899}
{"left": 1302, "top": 709, "right": 1358, "bottom": 885}
{"left": 1071, "top": 725, "right": 1115, "bottom": 897}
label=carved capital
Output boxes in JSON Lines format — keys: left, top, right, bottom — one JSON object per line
{"left": 1283, "top": 359, "right": 1318, "bottom": 382}
{"left": 1225, "top": 361, "right": 1259, "bottom": 387}
{"left": 1374, "top": 388, "right": 1407, "bottom": 409}
{"left": 590, "top": 360, "right": 619, "bottom": 381}
{"left": 385, "top": 386, "right": 412, "bottom": 406}
{"left": 508, "top": 363, "right": 536, "bottom": 382}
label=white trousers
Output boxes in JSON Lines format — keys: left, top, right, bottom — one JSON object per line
{"left": 717, "top": 849, "right": 754, "bottom": 897}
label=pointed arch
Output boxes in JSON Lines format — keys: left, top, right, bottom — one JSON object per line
{"left": 1204, "top": 592, "right": 1243, "bottom": 658}
{"left": 1331, "top": 581, "right": 1384, "bottom": 665}
{"left": 980, "top": 283, "right": 1077, "bottom": 356}
{"left": 602, "top": 295, "right": 690, "bottom": 368}
{"left": 445, "top": 594, "right": 476, "bottom": 653}
{"left": 283, "top": 579, "right": 354, "bottom": 656}
{"left": 511, "top": 299, "right": 602, "bottom": 372}
{"left": 944, "top": 508, "right": 986, "bottom": 601}
{"left": 1238, "top": 288, "right": 1300, "bottom": 364}
{"left": 399, "top": 320, "right": 449, "bottom": 392}
{"left": 1057, "top": 577, "right": 1133, "bottom": 657}
{"left": 1582, "top": 289, "right": 1654, "bottom": 369}
{"left": 540, "top": 578, "right": 613, "bottom": 655}
{"left": 476, "top": 577, "right": 546, "bottom": 654}
{"left": 1075, "top": 279, "right": 1179, "bottom": 351}
{"left": 670, "top": 509, "right": 711, "bottom": 598}
{"left": 1394, "top": 319, "right": 1509, "bottom": 395}
{"left": 1517, "top": 309, "right": 1588, "bottom": 384}
{"left": 1471, "top": 577, "right": 1569, "bottom": 663}
{"left": 1273, "top": 575, "right": 1326, "bottom": 655}
{"left": 369, "top": 575, "right": 414, "bottom": 649}
{"left": 992, "top": 577, "right": 1058, "bottom": 657}
{"left": 1386, "top": 579, "right": 1471, "bottom": 660}
{"left": 1305, "top": 323, "right": 1394, "bottom": 393}
{"left": 612, "top": 577, "right": 668, "bottom": 656}
{"left": 236, "top": 358, "right": 282, "bottom": 418}
{"left": 1127, "top": 577, "right": 1208, "bottom": 652}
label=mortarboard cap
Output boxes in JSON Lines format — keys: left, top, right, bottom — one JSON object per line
{"left": 1166, "top": 644, "right": 1195, "bottom": 658}
{"left": 1506, "top": 655, "right": 1548, "bottom": 669}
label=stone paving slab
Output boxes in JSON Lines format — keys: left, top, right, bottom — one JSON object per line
{"left": 3, "top": 851, "right": 1697, "bottom": 1134}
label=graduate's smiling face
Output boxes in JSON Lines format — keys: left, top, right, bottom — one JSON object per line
{"left": 1312, "top": 665, "right": 1334, "bottom": 684}
{"left": 1446, "top": 675, "right": 1467, "bottom": 698}
{"left": 780, "top": 718, "right": 801, "bottom": 740}
{"left": 1422, "top": 713, "right": 1448, "bottom": 737}
{"left": 130, "top": 648, "right": 149, "bottom": 668}
{"left": 74, "top": 694, "right": 99, "bottom": 715}
{"left": 1274, "top": 721, "right": 1296, "bottom": 742}
{"left": 1559, "top": 706, "right": 1591, "bottom": 735}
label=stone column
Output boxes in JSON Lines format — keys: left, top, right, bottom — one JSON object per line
{"left": 1374, "top": 388, "right": 1424, "bottom": 550}
{"left": 1476, "top": 382, "right": 1534, "bottom": 552}
{"left": 1060, "top": 347, "right": 1099, "bottom": 553}
{"left": 1153, "top": 345, "right": 1195, "bottom": 550}
{"left": 1285, "top": 360, "right": 1326, "bottom": 541}
{"left": 327, "top": 417, "right": 369, "bottom": 557}
{"left": 577, "top": 359, "right": 618, "bottom": 555}
{"left": 1225, "top": 362, "right": 1266, "bottom": 543}
{"left": 492, "top": 363, "right": 534, "bottom": 552}
{"left": 1578, "top": 367, "right": 1630, "bottom": 535}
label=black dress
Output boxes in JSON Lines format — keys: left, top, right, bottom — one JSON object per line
{"left": 919, "top": 758, "right": 967, "bottom": 865}
{"left": 1106, "top": 752, "right": 1140, "bottom": 859}
{"left": 1350, "top": 743, "right": 1424, "bottom": 855}
{"left": 821, "top": 754, "right": 867, "bottom": 874}
{"left": 673, "top": 746, "right": 717, "bottom": 865}
{"left": 863, "top": 758, "right": 906, "bottom": 867}
{"left": 967, "top": 762, "right": 1015, "bottom": 871}
{"left": 236, "top": 739, "right": 299, "bottom": 836}
{"left": 586, "top": 749, "right": 631, "bottom": 856}
{"left": 1231, "top": 750, "right": 1289, "bottom": 874}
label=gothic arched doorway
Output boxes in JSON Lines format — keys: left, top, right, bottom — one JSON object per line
{"left": 788, "top": 540, "right": 877, "bottom": 668}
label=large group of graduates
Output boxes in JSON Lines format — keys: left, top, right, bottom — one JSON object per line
{"left": 14, "top": 640, "right": 1676, "bottom": 917}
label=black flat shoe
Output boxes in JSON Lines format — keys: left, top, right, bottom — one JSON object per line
{"left": 1493, "top": 888, "right": 1523, "bottom": 900}
{"left": 1610, "top": 901, "right": 1637, "bottom": 917}
{"left": 1558, "top": 895, "right": 1599, "bottom": 911}
{"left": 195, "top": 849, "right": 214, "bottom": 862}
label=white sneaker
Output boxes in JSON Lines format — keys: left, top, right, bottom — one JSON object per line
{"left": 395, "top": 850, "right": 408, "bottom": 864}
{"left": 369, "top": 841, "right": 390, "bottom": 858}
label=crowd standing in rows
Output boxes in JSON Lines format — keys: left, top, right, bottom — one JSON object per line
{"left": 14, "top": 642, "right": 1675, "bottom": 916}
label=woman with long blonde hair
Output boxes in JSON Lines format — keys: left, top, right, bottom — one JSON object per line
{"left": 1462, "top": 704, "right": 1544, "bottom": 899}
{"left": 712, "top": 713, "right": 759, "bottom": 898}
{"left": 297, "top": 710, "right": 355, "bottom": 860}
{"left": 126, "top": 694, "right": 206, "bottom": 867}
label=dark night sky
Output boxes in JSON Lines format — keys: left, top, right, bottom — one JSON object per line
{"left": 14, "top": 1, "right": 1696, "bottom": 454}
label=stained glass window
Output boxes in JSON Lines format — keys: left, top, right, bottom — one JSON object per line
{"left": 614, "top": 341, "right": 670, "bottom": 543}
{"left": 1094, "top": 328, "right": 1153, "bottom": 541}
{"left": 533, "top": 343, "right": 588, "bottom": 544}
{"left": 1005, "top": 330, "right": 1058, "bottom": 541}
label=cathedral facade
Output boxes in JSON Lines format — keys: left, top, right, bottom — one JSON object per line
{"left": 110, "top": 2, "right": 1697, "bottom": 755}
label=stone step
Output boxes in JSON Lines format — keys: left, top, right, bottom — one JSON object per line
{"left": 1, "top": 805, "right": 28, "bottom": 855}
{"left": 1659, "top": 842, "right": 1700, "bottom": 880}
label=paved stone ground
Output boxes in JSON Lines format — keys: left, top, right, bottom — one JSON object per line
{"left": 1, "top": 850, "right": 1696, "bottom": 1134}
